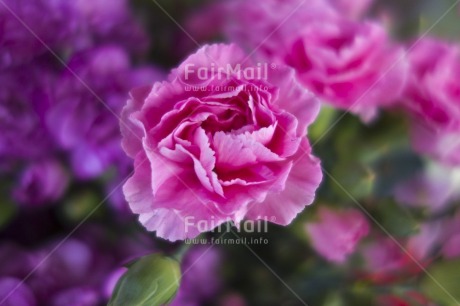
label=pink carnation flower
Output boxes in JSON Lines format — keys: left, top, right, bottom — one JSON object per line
{"left": 224, "top": 0, "right": 337, "bottom": 56}
{"left": 305, "top": 207, "right": 370, "bottom": 263}
{"left": 404, "top": 38, "right": 460, "bottom": 165}
{"left": 328, "top": 0, "right": 373, "bottom": 19}
{"left": 361, "top": 223, "right": 441, "bottom": 283}
{"left": 224, "top": 1, "right": 407, "bottom": 121}
{"left": 121, "top": 44, "right": 322, "bottom": 241}
{"left": 282, "top": 20, "right": 407, "bottom": 121}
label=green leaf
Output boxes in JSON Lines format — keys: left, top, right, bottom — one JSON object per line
{"left": 61, "top": 190, "right": 102, "bottom": 222}
{"left": 323, "top": 292, "right": 345, "bottom": 306}
{"left": 109, "top": 253, "right": 181, "bottom": 306}
{"left": 0, "top": 200, "right": 16, "bottom": 229}
{"left": 421, "top": 260, "right": 460, "bottom": 306}
{"left": 419, "top": 0, "right": 460, "bottom": 40}
{"left": 372, "top": 149, "right": 423, "bottom": 198}
{"left": 375, "top": 200, "right": 420, "bottom": 238}
{"left": 308, "top": 106, "right": 338, "bottom": 142}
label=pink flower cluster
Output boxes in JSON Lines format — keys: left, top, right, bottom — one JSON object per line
{"left": 121, "top": 0, "right": 460, "bottom": 249}
{"left": 222, "top": 0, "right": 408, "bottom": 121}
{"left": 218, "top": 0, "right": 460, "bottom": 166}
{"left": 403, "top": 38, "right": 460, "bottom": 165}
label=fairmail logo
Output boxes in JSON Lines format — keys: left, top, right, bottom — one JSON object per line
{"left": 183, "top": 62, "right": 272, "bottom": 82}
{"left": 184, "top": 216, "right": 276, "bottom": 234}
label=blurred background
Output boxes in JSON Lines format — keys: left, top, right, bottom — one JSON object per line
{"left": 1, "top": 0, "right": 460, "bottom": 305}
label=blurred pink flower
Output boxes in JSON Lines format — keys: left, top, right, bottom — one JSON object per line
{"left": 224, "top": 0, "right": 337, "bottom": 56}
{"left": 442, "top": 235, "right": 460, "bottom": 260}
{"left": 281, "top": 19, "right": 407, "bottom": 121}
{"left": 404, "top": 38, "right": 460, "bottom": 165}
{"left": 361, "top": 223, "right": 441, "bottom": 284}
{"left": 328, "top": 0, "right": 374, "bottom": 19}
{"left": 305, "top": 207, "right": 370, "bottom": 263}
{"left": 122, "top": 44, "right": 322, "bottom": 241}
{"left": 363, "top": 238, "right": 407, "bottom": 282}
{"left": 224, "top": 0, "right": 407, "bottom": 121}
{"left": 377, "top": 291, "right": 435, "bottom": 306}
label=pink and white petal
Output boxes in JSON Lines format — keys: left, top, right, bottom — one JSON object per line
{"left": 126, "top": 157, "right": 227, "bottom": 241}
{"left": 159, "top": 129, "right": 222, "bottom": 196}
{"left": 149, "top": 166, "right": 222, "bottom": 214}
{"left": 193, "top": 127, "right": 223, "bottom": 195}
{"left": 239, "top": 124, "right": 276, "bottom": 146}
{"left": 245, "top": 139, "right": 322, "bottom": 224}
{"left": 217, "top": 162, "right": 292, "bottom": 217}
{"left": 121, "top": 86, "right": 151, "bottom": 158}
{"left": 213, "top": 131, "right": 283, "bottom": 171}
{"left": 139, "top": 209, "right": 201, "bottom": 241}
{"left": 145, "top": 144, "right": 185, "bottom": 195}
{"left": 267, "top": 112, "right": 301, "bottom": 158}
{"left": 176, "top": 145, "right": 220, "bottom": 195}
{"left": 267, "top": 66, "right": 320, "bottom": 135}
{"left": 139, "top": 81, "right": 194, "bottom": 133}
{"left": 123, "top": 152, "right": 154, "bottom": 215}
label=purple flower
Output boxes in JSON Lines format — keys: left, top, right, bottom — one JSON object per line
{"left": 0, "top": 0, "right": 74, "bottom": 69}
{"left": 0, "top": 226, "right": 155, "bottom": 305}
{"left": 102, "top": 268, "right": 127, "bottom": 300}
{"left": 121, "top": 44, "right": 322, "bottom": 241}
{"left": 306, "top": 207, "right": 370, "bottom": 263}
{"left": 0, "top": 64, "right": 56, "bottom": 163}
{"left": 0, "top": 277, "right": 36, "bottom": 306}
{"left": 404, "top": 38, "right": 460, "bottom": 165}
{"left": 169, "top": 246, "right": 222, "bottom": 306}
{"left": 0, "top": 0, "right": 149, "bottom": 69}
{"left": 46, "top": 45, "right": 162, "bottom": 179}
{"left": 0, "top": 244, "right": 34, "bottom": 278}
{"left": 69, "top": 0, "right": 150, "bottom": 54}
{"left": 12, "top": 160, "right": 69, "bottom": 208}
{"left": 49, "top": 287, "right": 100, "bottom": 306}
